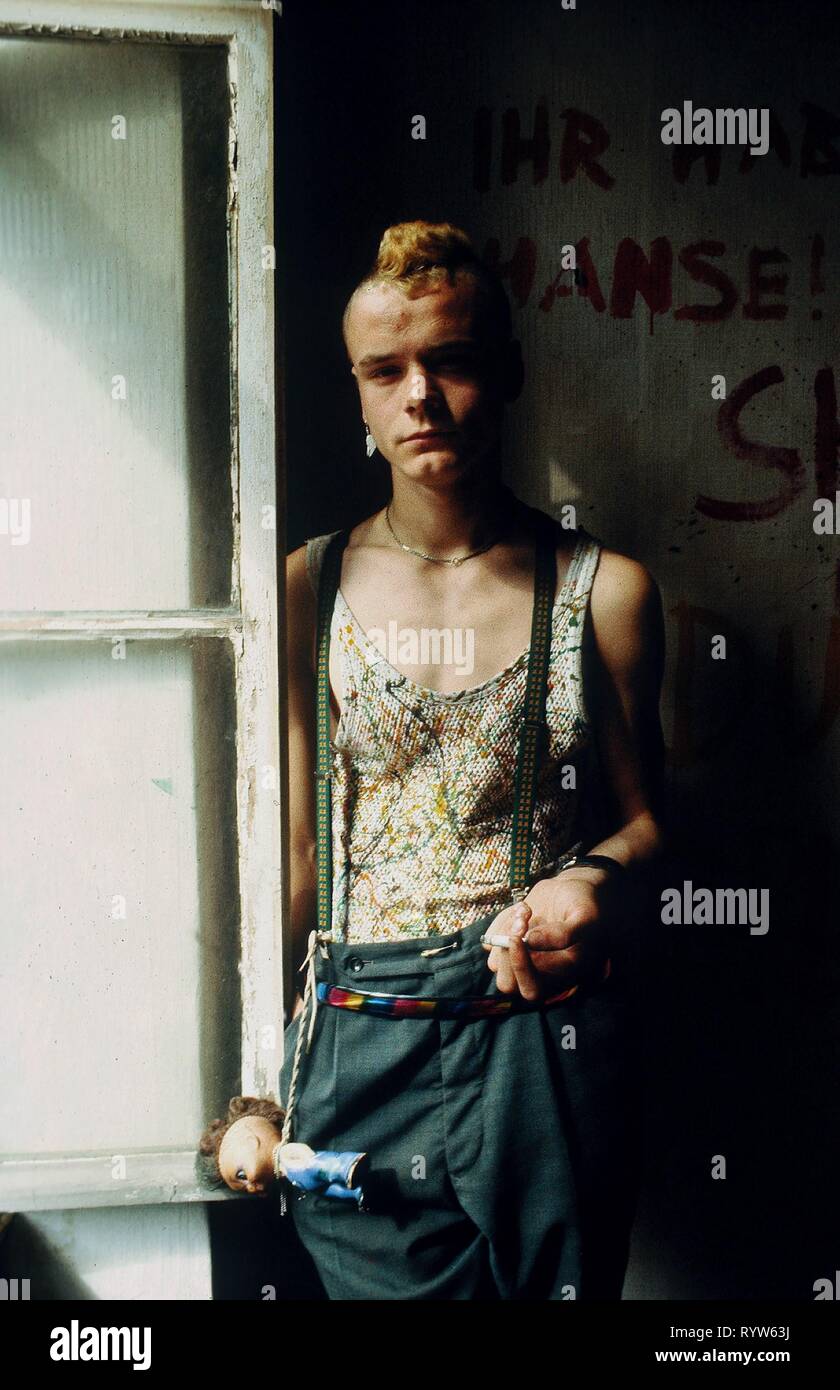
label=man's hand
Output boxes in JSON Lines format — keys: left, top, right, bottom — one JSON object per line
{"left": 481, "top": 870, "right": 615, "bottom": 1001}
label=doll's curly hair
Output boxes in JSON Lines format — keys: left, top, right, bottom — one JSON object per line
{"left": 197, "top": 1095, "right": 286, "bottom": 1190}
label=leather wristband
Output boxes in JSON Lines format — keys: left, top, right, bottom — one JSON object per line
{"left": 559, "top": 853, "right": 626, "bottom": 877}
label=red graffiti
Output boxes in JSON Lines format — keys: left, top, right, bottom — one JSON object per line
{"left": 738, "top": 109, "right": 792, "bottom": 173}
{"left": 494, "top": 233, "right": 828, "bottom": 325}
{"left": 672, "top": 109, "right": 793, "bottom": 184}
{"left": 537, "top": 236, "right": 606, "bottom": 313}
{"left": 609, "top": 236, "right": 672, "bottom": 328}
{"left": 482, "top": 236, "right": 539, "bottom": 307}
{"left": 698, "top": 365, "right": 839, "bottom": 521}
{"left": 473, "top": 104, "right": 614, "bottom": 192}
{"left": 558, "top": 108, "right": 615, "bottom": 190}
{"left": 674, "top": 242, "right": 738, "bottom": 322}
{"left": 473, "top": 101, "right": 840, "bottom": 191}
{"left": 700, "top": 366, "right": 806, "bottom": 521}
{"left": 743, "top": 248, "right": 790, "bottom": 321}
{"left": 501, "top": 103, "right": 550, "bottom": 185}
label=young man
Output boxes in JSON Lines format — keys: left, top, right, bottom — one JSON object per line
{"left": 281, "top": 220, "right": 666, "bottom": 1300}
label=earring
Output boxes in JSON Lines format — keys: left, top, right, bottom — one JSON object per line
{"left": 364, "top": 421, "right": 376, "bottom": 457}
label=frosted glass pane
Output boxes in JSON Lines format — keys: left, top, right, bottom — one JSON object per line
{"left": 0, "top": 38, "right": 233, "bottom": 609}
{"left": 0, "top": 640, "right": 241, "bottom": 1154}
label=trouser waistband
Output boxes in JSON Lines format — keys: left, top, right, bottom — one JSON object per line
{"left": 307, "top": 916, "right": 609, "bottom": 1017}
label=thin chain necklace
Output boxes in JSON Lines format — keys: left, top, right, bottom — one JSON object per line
{"left": 384, "top": 502, "right": 503, "bottom": 567}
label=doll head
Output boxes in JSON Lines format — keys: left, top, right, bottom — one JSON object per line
{"left": 198, "top": 1095, "right": 285, "bottom": 1196}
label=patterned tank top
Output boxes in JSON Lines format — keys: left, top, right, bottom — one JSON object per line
{"left": 306, "top": 525, "right": 608, "bottom": 944}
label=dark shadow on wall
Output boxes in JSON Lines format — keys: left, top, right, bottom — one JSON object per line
{"left": 622, "top": 635, "right": 840, "bottom": 1299}
{"left": 0, "top": 1216, "right": 91, "bottom": 1299}
{"left": 626, "top": 837, "right": 840, "bottom": 1300}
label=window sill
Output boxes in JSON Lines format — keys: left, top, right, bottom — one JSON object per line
{"left": 0, "top": 1151, "right": 240, "bottom": 1212}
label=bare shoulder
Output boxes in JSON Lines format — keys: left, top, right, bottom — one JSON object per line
{"left": 588, "top": 544, "right": 665, "bottom": 671}
{"left": 285, "top": 517, "right": 377, "bottom": 667}
{"left": 285, "top": 543, "right": 316, "bottom": 673}
{"left": 536, "top": 512, "right": 645, "bottom": 603}
{"left": 346, "top": 513, "right": 380, "bottom": 548}
{"left": 285, "top": 542, "right": 313, "bottom": 610}
{"left": 591, "top": 545, "right": 661, "bottom": 613}
{"left": 286, "top": 541, "right": 308, "bottom": 575}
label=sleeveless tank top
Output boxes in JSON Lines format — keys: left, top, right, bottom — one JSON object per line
{"left": 306, "top": 524, "right": 608, "bottom": 944}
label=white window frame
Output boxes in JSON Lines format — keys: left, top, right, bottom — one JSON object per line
{"left": 0, "top": 0, "right": 285, "bottom": 1211}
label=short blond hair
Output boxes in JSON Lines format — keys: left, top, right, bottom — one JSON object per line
{"left": 342, "top": 220, "right": 513, "bottom": 354}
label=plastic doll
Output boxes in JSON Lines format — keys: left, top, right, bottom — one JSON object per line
{"left": 198, "top": 1095, "right": 369, "bottom": 1207}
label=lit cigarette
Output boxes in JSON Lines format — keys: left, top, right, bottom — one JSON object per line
{"left": 482, "top": 930, "right": 540, "bottom": 950}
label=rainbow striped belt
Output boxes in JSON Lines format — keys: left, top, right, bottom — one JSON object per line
{"left": 315, "top": 959, "right": 611, "bottom": 1019}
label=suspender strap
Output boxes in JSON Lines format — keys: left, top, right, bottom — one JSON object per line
{"left": 508, "top": 517, "right": 557, "bottom": 897}
{"left": 314, "top": 521, "right": 559, "bottom": 934}
{"left": 315, "top": 529, "right": 350, "bottom": 935}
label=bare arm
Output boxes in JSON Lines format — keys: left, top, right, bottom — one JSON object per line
{"left": 484, "top": 549, "right": 668, "bottom": 996}
{"left": 561, "top": 548, "right": 668, "bottom": 887}
{"left": 285, "top": 545, "right": 319, "bottom": 994}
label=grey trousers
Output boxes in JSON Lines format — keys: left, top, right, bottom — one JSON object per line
{"left": 277, "top": 915, "right": 642, "bottom": 1300}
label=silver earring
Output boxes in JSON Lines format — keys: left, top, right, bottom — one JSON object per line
{"left": 364, "top": 422, "right": 376, "bottom": 457}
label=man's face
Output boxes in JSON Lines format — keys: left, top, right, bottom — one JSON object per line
{"left": 346, "top": 276, "right": 520, "bottom": 483}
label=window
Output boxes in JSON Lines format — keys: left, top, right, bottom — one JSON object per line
{"left": 0, "top": 1, "right": 282, "bottom": 1210}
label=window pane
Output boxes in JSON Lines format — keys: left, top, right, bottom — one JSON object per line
{"left": 0, "top": 639, "right": 241, "bottom": 1154}
{"left": 0, "top": 38, "right": 234, "bottom": 610}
